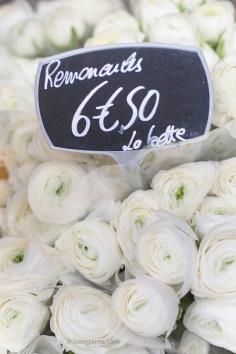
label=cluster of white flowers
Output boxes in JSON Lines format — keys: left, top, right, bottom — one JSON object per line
{"left": 0, "top": 0, "right": 236, "bottom": 353}
{"left": 0, "top": 0, "right": 124, "bottom": 58}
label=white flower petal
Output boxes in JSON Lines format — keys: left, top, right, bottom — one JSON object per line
{"left": 151, "top": 161, "right": 218, "bottom": 220}
{"left": 112, "top": 276, "right": 179, "bottom": 337}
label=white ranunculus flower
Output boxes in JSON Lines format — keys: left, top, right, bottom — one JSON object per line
{"left": 115, "top": 190, "right": 159, "bottom": 275}
{"left": 179, "top": 330, "right": 210, "bottom": 354}
{"left": 0, "top": 80, "right": 34, "bottom": 112}
{"left": 212, "top": 157, "right": 236, "bottom": 197}
{"left": 112, "top": 276, "right": 179, "bottom": 337}
{"left": 137, "top": 211, "right": 197, "bottom": 297}
{"left": 201, "top": 42, "right": 219, "bottom": 71}
{"left": 148, "top": 13, "right": 200, "bottom": 46}
{"left": 0, "top": 293, "right": 49, "bottom": 352}
{"left": 6, "top": 189, "right": 65, "bottom": 244}
{"left": 50, "top": 285, "right": 125, "bottom": 353}
{"left": 9, "top": 120, "right": 38, "bottom": 165}
{"left": 194, "top": 196, "right": 236, "bottom": 236}
{"left": 28, "top": 161, "right": 90, "bottom": 225}
{"left": 18, "top": 335, "right": 63, "bottom": 354}
{"left": 192, "top": 1, "right": 235, "bottom": 45}
{"left": 216, "top": 24, "right": 236, "bottom": 59}
{"left": 151, "top": 161, "right": 218, "bottom": 220}
{"left": 0, "top": 237, "right": 59, "bottom": 300}
{"left": 94, "top": 10, "right": 140, "bottom": 35}
{"left": 44, "top": 6, "right": 86, "bottom": 51}
{"left": 212, "top": 57, "right": 236, "bottom": 126}
{"left": 0, "top": 180, "right": 10, "bottom": 207}
{"left": 130, "top": 0, "right": 180, "bottom": 33}
{"left": 184, "top": 297, "right": 236, "bottom": 352}
{"left": 56, "top": 218, "right": 122, "bottom": 285}
{"left": 192, "top": 221, "right": 236, "bottom": 299}
{"left": 8, "top": 19, "right": 46, "bottom": 58}
{"left": 85, "top": 29, "right": 144, "bottom": 47}
{"left": 0, "top": 0, "right": 33, "bottom": 42}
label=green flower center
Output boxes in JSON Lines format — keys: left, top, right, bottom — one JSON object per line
{"left": 175, "top": 185, "right": 185, "bottom": 201}
{"left": 133, "top": 299, "right": 148, "bottom": 311}
{"left": 220, "top": 257, "right": 236, "bottom": 271}
{"left": 12, "top": 253, "right": 24, "bottom": 264}
{"left": 55, "top": 182, "right": 67, "bottom": 197}
{"left": 78, "top": 242, "right": 98, "bottom": 261}
{"left": 135, "top": 216, "right": 145, "bottom": 227}
{"left": 5, "top": 308, "right": 20, "bottom": 326}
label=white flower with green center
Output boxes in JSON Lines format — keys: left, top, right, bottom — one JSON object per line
{"left": 212, "top": 58, "right": 236, "bottom": 127}
{"left": 0, "top": 0, "right": 33, "bottom": 42}
{"left": 6, "top": 189, "right": 66, "bottom": 245}
{"left": 8, "top": 19, "right": 46, "bottom": 58}
{"left": 179, "top": 330, "right": 209, "bottom": 354}
{"left": 151, "top": 161, "right": 218, "bottom": 220}
{"left": 50, "top": 285, "right": 126, "bottom": 353}
{"left": 10, "top": 120, "right": 38, "bottom": 165}
{"left": 18, "top": 335, "right": 63, "bottom": 354}
{"left": 43, "top": 6, "right": 86, "bottom": 51}
{"left": 194, "top": 196, "right": 236, "bottom": 236}
{"left": 0, "top": 293, "right": 49, "bottom": 352}
{"left": 192, "top": 221, "right": 236, "bottom": 298}
{"left": 148, "top": 13, "right": 200, "bottom": 46}
{"left": 212, "top": 157, "right": 236, "bottom": 197}
{"left": 0, "top": 237, "right": 59, "bottom": 301}
{"left": 28, "top": 161, "right": 90, "bottom": 225}
{"left": 115, "top": 190, "right": 159, "bottom": 275}
{"left": 130, "top": 0, "right": 179, "bottom": 33}
{"left": 184, "top": 298, "right": 236, "bottom": 352}
{"left": 112, "top": 276, "right": 179, "bottom": 338}
{"left": 137, "top": 211, "right": 198, "bottom": 298}
{"left": 56, "top": 218, "right": 122, "bottom": 285}
{"left": 192, "top": 1, "right": 235, "bottom": 45}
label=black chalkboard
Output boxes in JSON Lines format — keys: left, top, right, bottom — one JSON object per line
{"left": 35, "top": 44, "right": 213, "bottom": 154}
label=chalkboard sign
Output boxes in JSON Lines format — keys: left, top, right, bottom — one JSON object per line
{"left": 35, "top": 44, "right": 213, "bottom": 158}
